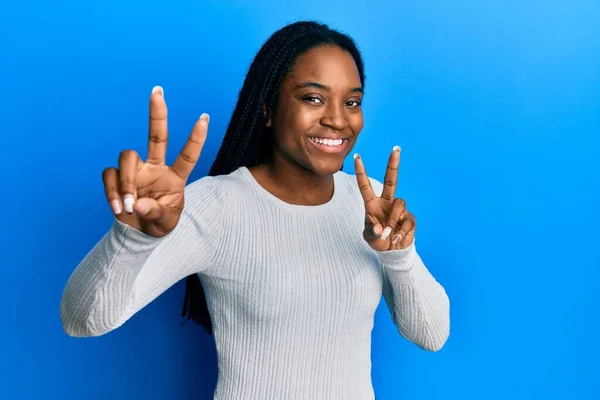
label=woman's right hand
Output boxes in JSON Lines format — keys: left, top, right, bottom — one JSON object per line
{"left": 102, "top": 86, "right": 209, "bottom": 238}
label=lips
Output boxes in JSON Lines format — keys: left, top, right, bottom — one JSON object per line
{"left": 307, "top": 136, "right": 349, "bottom": 154}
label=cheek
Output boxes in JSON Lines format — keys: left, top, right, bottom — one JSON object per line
{"left": 350, "top": 112, "right": 364, "bottom": 135}
{"left": 278, "top": 108, "right": 315, "bottom": 142}
{"left": 280, "top": 111, "right": 301, "bottom": 142}
{"left": 273, "top": 110, "right": 302, "bottom": 150}
{"left": 286, "top": 107, "right": 316, "bottom": 132}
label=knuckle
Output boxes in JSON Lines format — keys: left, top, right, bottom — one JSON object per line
{"left": 120, "top": 180, "right": 136, "bottom": 192}
{"left": 394, "top": 198, "right": 406, "bottom": 208}
{"left": 118, "top": 173, "right": 136, "bottom": 190}
{"left": 179, "top": 151, "right": 197, "bottom": 164}
{"left": 188, "top": 137, "right": 205, "bottom": 146}
{"left": 102, "top": 169, "right": 119, "bottom": 199}
{"left": 149, "top": 114, "right": 167, "bottom": 122}
{"left": 119, "top": 149, "right": 137, "bottom": 162}
{"left": 379, "top": 190, "right": 394, "bottom": 202}
{"left": 149, "top": 132, "right": 167, "bottom": 144}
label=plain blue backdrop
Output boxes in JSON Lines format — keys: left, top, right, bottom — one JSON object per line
{"left": 1, "top": 0, "right": 598, "bottom": 399}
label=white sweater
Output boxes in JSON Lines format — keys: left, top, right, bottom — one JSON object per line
{"left": 60, "top": 166, "right": 450, "bottom": 400}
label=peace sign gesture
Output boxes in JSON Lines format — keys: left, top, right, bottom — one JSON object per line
{"left": 101, "top": 86, "right": 210, "bottom": 238}
{"left": 354, "top": 146, "right": 417, "bottom": 251}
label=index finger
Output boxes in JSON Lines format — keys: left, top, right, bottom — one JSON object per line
{"left": 381, "top": 146, "right": 401, "bottom": 201}
{"left": 353, "top": 153, "right": 376, "bottom": 204}
{"left": 147, "top": 86, "right": 168, "bottom": 165}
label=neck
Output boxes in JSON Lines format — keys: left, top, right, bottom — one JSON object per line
{"left": 251, "top": 154, "right": 335, "bottom": 206}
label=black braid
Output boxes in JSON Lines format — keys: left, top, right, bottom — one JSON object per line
{"left": 181, "top": 20, "right": 366, "bottom": 334}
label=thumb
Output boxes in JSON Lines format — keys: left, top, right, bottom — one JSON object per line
{"left": 364, "top": 219, "right": 383, "bottom": 243}
{"left": 134, "top": 197, "right": 164, "bottom": 222}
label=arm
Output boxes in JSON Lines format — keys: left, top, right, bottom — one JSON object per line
{"left": 368, "top": 177, "right": 450, "bottom": 351}
{"left": 378, "top": 243, "right": 450, "bottom": 352}
{"left": 60, "top": 176, "right": 225, "bottom": 338}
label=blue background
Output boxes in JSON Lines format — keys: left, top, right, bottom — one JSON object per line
{"left": 1, "top": 0, "right": 598, "bottom": 399}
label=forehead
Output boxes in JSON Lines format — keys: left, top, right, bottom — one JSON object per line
{"left": 287, "top": 45, "right": 361, "bottom": 87}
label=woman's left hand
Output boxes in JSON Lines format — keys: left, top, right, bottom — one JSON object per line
{"left": 354, "top": 146, "right": 416, "bottom": 251}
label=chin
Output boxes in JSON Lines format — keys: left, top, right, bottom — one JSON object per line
{"left": 307, "top": 157, "right": 345, "bottom": 176}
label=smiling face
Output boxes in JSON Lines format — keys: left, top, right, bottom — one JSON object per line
{"left": 267, "top": 44, "right": 364, "bottom": 176}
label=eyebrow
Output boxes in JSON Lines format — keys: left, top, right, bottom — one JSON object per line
{"left": 294, "top": 81, "right": 363, "bottom": 94}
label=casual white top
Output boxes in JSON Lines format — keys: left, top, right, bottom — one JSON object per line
{"left": 60, "top": 166, "right": 450, "bottom": 400}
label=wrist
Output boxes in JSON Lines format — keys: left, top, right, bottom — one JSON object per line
{"left": 377, "top": 240, "right": 417, "bottom": 271}
{"left": 112, "top": 218, "right": 166, "bottom": 248}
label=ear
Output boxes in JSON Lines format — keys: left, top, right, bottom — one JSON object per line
{"left": 262, "top": 104, "right": 272, "bottom": 127}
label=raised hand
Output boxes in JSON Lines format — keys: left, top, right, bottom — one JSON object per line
{"left": 354, "top": 146, "right": 416, "bottom": 251}
{"left": 102, "top": 86, "right": 209, "bottom": 237}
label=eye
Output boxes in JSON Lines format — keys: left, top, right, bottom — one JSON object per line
{"left": 346, "top": 100, "right": 362, "bottom": 108}
{"left": 303, "top": 96, "right": 323, "bottom": 105}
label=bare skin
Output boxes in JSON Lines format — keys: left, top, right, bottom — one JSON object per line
{"left": 249, "top": 45, "right": 364, "bottom": 206}
{"left": 101, "top": 86, "right": 209, "bottom": 238}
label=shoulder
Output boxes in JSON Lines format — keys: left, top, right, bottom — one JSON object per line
{"left": 185, "top": 174, "right": 226, "bottom": 202}
{"left": 183, "top": 168, "right": 247, "bottom": 211}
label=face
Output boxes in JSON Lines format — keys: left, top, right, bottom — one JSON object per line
{"left": 267, "top": 45, "right": 364, "bottom": 176}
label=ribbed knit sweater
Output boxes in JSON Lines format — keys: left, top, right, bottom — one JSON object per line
{"left": 60, "top": 166, "right": 450, "bottom": 400}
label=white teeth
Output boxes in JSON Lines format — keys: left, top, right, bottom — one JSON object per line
{"left": 310, "top": 137, "right": 344, "bottom": 146}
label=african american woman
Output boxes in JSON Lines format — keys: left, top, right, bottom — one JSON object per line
{"left": 60, "top": 20, "right": 450, "bottom": 400}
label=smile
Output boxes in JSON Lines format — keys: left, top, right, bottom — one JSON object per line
{"left": 308, "top": 137, "right": 349, "bottom": 154}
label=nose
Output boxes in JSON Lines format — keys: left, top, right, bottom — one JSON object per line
{"left": 320, "top": 104, "right": 348, "bottom": 131}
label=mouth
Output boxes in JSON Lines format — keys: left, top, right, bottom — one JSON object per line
{"left": 307, "top": 136, "right": 350, "bottom": 154}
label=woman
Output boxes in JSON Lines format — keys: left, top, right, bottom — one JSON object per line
{"left": 61, "top": 20, "right": 450, "bottom": 400}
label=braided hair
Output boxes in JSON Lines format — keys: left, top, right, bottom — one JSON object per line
{"left": 181, "top": 20, "right": 366, "bottom": 334}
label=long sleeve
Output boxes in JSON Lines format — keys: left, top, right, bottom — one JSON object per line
{"left": 363, "top": 176, "right": 450, "bottom": 351}
{"left": 60, "top": 176, "right": 227, "bottom": 338}
{"left": 378, "top": 243, "right": 450, "bottom": 351}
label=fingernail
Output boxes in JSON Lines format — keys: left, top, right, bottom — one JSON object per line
{"left": 381, "top": 226, "right": 392, "bottom": 240}
{"left": 393, "top": 145, "right": 401, "bottom": 153}
{"left": 392, "top": 234, "right": 401, "bottom": 245}
{"left": 200, "top": 113, "right": 210, "bottom": 123}
{"left": 372, "top": 225, "right": 381, "bottom": 236}
{"left": 123, "top": 194, "right": 135, "bottom": 214}
{"left": 110, "top": 200, "right": 122, "bottom": 215}
{"left": 354, "top": 153, "right": 360, "bottom": 160}
{"left": 152, "top": 86, "right": 164, "bottom": 96}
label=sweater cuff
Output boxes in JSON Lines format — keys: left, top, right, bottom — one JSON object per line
{"left": 377, "top": 240, "right": 418, "bottom": 272}
{"left": 111, "top": 218, "right": 166, "bottom": 250}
